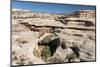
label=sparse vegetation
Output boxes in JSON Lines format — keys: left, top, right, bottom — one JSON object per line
{"left": 41, "top": 46, "right": 51, "bottom": 62}
{"left": 12, "top": 8, "right": 95, "bottom": 65}
{"left": 33, "top": 48, "right": 41, "bottom": 58}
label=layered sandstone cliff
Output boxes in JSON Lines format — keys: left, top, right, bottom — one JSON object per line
{"left": 12, "top": 8, "right": 96, "bottom": 66}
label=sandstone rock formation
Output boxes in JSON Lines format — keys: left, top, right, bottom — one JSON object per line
{"left": 12, "top": 8, "right": 96, "bottom": 66}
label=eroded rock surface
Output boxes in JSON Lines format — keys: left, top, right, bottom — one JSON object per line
{"left": 12, "top": 9, "right": 96, "bottom": 65}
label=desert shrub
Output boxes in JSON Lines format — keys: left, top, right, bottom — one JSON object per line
{"left": 33, "top": 48, "right": 41, "bottom": 58}
{"left": 16, "top": 57, "right": 26, "bottom": 65}
{"left": 13, "top": 56, "right": 18, "bottom": 61}
{"left": 41, "top": 46, "right": 51, "bottom": 62}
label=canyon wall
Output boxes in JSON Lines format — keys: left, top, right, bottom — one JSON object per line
{"left": 12, "top": 9, "right": 96, "bottom": 66}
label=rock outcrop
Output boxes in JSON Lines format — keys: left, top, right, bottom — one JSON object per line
{"left": 12, "top": 8, "right": 96, "bottom": 66}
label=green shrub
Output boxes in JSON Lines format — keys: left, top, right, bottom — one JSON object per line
{"left": 41, "top": 46, "right": 51, "bottom": 62}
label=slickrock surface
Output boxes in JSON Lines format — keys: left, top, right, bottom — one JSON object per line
{"left": 12, "top": 9, "right": 96, "bottom": 65}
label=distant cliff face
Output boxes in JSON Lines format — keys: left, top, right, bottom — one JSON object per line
{"left": 12, "top": 8, "right": 96, "bottom": 66}
{"left": 71, "top": 10, "right": 96, "bottom": 18}
{"left": 12, "top": 9, "right": 63, "bottom": 20}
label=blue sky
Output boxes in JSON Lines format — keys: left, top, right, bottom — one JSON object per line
{"left": 12, "top": 0, "right": 96, "bottom": 13}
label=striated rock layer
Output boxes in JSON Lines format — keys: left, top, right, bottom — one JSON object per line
{"left": 12, "top": 8, "right": 96, "bottom": 66}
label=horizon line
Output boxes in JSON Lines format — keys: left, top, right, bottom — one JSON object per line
{"left": 12, "top": 8, "right": 95, "bottom": 14}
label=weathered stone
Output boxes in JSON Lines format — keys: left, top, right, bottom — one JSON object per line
{"left": 12, "top": 8, "right": 96, "bottom": 65}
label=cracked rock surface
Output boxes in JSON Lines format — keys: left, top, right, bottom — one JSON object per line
{"left": 12, "top": 9, "right": 96, "bottom": 65}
